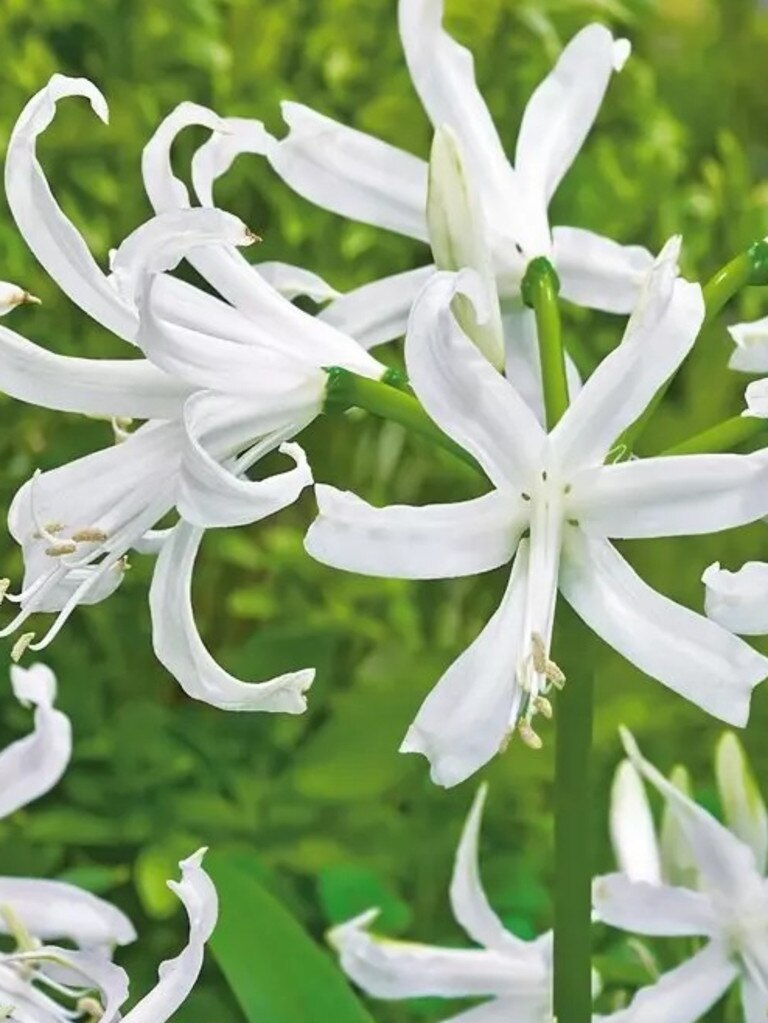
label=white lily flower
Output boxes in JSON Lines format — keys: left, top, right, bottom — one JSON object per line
{"left": 595, "top": 730, "right": 768, "bottom": 1023}
{"left": 306, "top": 240, "right": 768, "bottom": 786}
{"left": 264, "top": 0, "right": 653, "bottom": 352}
{"left": 331, "top": 785, "right": 556, "bottom": 1022}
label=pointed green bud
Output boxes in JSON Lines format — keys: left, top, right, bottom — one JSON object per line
{"left": 659, "top": 764, "right": 698, "bottom": 888}
{"left": 716, "top": 731, "right": 768, "bottom": 871}
{"left": 426, "top": 125, "right": 505, "bottom": 370}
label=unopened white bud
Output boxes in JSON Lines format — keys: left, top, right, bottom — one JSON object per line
{"left": 0, "top": 282, "right": 40, "bottom": 316}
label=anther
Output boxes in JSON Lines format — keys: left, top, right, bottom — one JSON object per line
{"left": 531, "top": 633, "right": 566, "bottom": 688}
{"left": 518, "top": 719, "right": 543, "bottom": 750}
{"left": 71, "top": 528, "right": 108, "bottom": 543}
{"left": 111, "top": 416, "right": 133, "bottom": 443}
{"left": 534, "top": 695, "right": 553, "bottom": 719}
{"left": 244, "top": 227, "right": 263, "bottom": 244}
{"left": 33, "top": 522, "right": 63, "bottom": 539}
{"left": 11, "top": 632, "right": 35, "bottom": 662}
{"left": 0, "top": 580, "right": 9, "bottom": 605}
{"left": 44, "top": 541, "right": 77, "bottom": 557}
{"left": 77, "top": 996, "right": 104, "bottom": 1022}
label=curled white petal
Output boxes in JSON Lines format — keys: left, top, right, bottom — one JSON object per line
{"left": 703, "top": 560, "right": 768, "bottom": 636}
{"left": 744, "top": 378, "right": 768, "bottom": 418}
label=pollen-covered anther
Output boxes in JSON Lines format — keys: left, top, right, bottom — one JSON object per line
{"left": 33, "top": 522, "right": 63, "bottom": 539}
{"left": 534, "top": 695, "right": 553, "bottom": 720}
{"left": 71, "top": 528, "right": 108, "bottom": 543}
{"left": 111, "top": 416, "right": 133, "bottom": 443}
{"left": 11, "top": 632, "right": 35, "bottom": 663}
{"left": 77, "top": 996, "right": 104, "bottom": 1022}
{"left": 44, "top": 541, "right": 77, "bottom": 557}
{"left": 518, "top": 718, "right": 543, "bottom": 750}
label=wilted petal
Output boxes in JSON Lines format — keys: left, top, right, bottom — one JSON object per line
{"left": 329, "top": 909, "right": 544, "bottom": 1000}
{"left": 560, "top": 530, "right": 768, "bottom": 727}
{"left": 150, "top": 521, "right": 314, "bottom": 712}
{"left": 716, "top": 732, "right": 768, "bottom": 873}
{"left": 268, "top": 102, "right": 428, "bottom": 240}
{"left": 572, "top": 453, "right": 768, "bottom": 539}
{"left": 728, "top": 317, "right": 768, "bottom": 373}
{"left": 306, "top": 484, "right": 523, "bottom": 581}
{"left": 5, "top": 75, "right": 135, "bottom": 340}
{"left": 179, "top": 392, "right": 315, "bottom": 529}
{"left": 621, "top": 730, "right": 762, "bottom": 899}
{"left": 552, "top": 227, "right": 653, "bottom": 314}
{"left": 319, "top": 265, "right": 434, "bottom": 349}
{"left": 609, "top": 760, "right": 661, "bottom": 884}
{"left": 593, "top": 874, "right": 718, "bottom": 937}
{"left": 401, "top": 544, "right": 529, "bottom": 788}
{"left": 0, "top": 664, "right": 71, "bottom": 818}
{"left": 406, "top": 271, "right": 545, "bottom": 489}
{"left": 450, "top": 785, "right": 535, "bottom": 956}
{"left": 703, "top": 561, "right": 768, "bottom": 636}
{"left": 515, "top": 27, "right": 629, "bottom": 211}
{"left": 0, "top": 323, "right": 190, "bottom": 419}
{"left": 551, "top": 238, "right": 704, "bottom": 470}
{"left": 601, "top": 943, "right": 736, "bottom": 1023}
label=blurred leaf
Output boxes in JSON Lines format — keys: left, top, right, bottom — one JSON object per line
{"left": 318, "top": 864, "right": 412, "bottom": 933}
{"left": 207, "top": 851, "right": 376, "bottom": 1023}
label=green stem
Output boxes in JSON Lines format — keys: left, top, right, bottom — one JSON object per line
{"left": 323, "top": 368, "right": 481, "bottom": 474}
{"left": 662, "top": 414, "right": 768, "bottom": 456}
{"left": 522, "top": 258, "right": 568, "bottom": 430}
{"left": 553, "top": 641, "right": 594, "bottom": 1023}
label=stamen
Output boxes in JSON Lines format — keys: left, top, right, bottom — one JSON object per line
{"left": 71, "top": 528, "right": 108, "bottom": 543}
{"left": 518, "top": 719, "right": 543, "bottom": 750}
{"left": 111, "top": 416, "right": 133, "bottom": 443}
{"left": 531, "top": 632, "right": 565, "bottom": 688}
{"left": 0, "top": 579, "right": 9, "bottom": 605}
{"left": 0, "top": 905, "right": 40, "bottom": 954}
{"left": 44, "top": 541, "right": 78, "bottom": 557}
{"left": 77, "top": 996, "right": 104, "bottom": 1022}
{"left": 11, "top": 632, "right": 35, "bottom": 662}
{"left": 28, "top": 469, "right": 64, "bottom": 547}
{"left": 534, "top": 695, "right": 553, "bottom": 719}
{"left": 33, "top": 521, "right": 64, "bottom": 539}
{"left": 29, "top": 555, "right": 125, "bottom": 652}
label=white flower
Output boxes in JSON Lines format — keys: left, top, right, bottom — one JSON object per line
{"left": 264, "top": 0, "right": 653, "bottom": 352}
{"left": 331, "top": 785, "right": 556, "bottom": 1022}
{"left": 727, "top": 316, "right": 768, "bottom": 372}
{"left": 595, "top": 730, "right": 768, "bottom": 1023}
{"left": 306, "top": 240, "right": 768, "bottom": 786}
{"left": 0, "top": 75, "right": 385, "bottom": 711}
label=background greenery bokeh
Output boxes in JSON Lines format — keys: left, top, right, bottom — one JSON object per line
{"left": 1, "top": 0, "right": 768, "bottom": 1019}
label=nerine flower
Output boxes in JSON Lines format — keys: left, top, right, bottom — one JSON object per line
{"left": 0, "top": 76, "right": 385, "bottom": 711}
{"left": 306, "top": 240, "right": 768, "bottom": 786}
{"left": 331, "top": 785, "right": 555, "bottom": 1022}
{"left": 0, "top": 660, "right": 217, "bottom": 1023}
{"left": 595, "top": 730, "right": 768, "bottom": 1023}
{"left": 264, "top": 0, "right": 653, "bottom": 354}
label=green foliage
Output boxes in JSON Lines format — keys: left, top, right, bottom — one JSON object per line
{"left": 0, "top": 1, "right": 767, "bottom": 1021}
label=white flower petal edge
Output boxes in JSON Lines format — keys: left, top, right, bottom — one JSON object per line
{"left": 703, "top": 560, "right": 768, "bottom": 636}
{"left": 728, "top": 316, "right": 768, "bottom": 372}
{"left": 744, "top": 377, "right": 768, "bottom": 418}
{"left": 609, "top": 761, "right": 662, "bottom": 885}
{"left": 150, "top": 521, "right": 314, "bottom": 713}
{"left": 5, "top": 75, "right": 136, "bottom": 340}
{"left": 0, "top": 663, "right": 71, "bottom": 818}
{"left": 592, "top": 874, "right": 719, "bottom": 937}
{"left": 400, "top": 544, "right": 530, "bottom": 787}
{"left": 715, "top": 732, "right": 768, "bottom": 873}
{"left": 551, "top": 227, "right": 654, "bottom": 315}
{"left": 598, "top": 942, "right": 737, "bottom": 1023}
{"left": 560, "top": 531, "right": 768, "bottom": 727}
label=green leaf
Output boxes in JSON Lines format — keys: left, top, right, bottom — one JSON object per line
{"left": 207, "top": 851, "right": 376, "bottom": 1023}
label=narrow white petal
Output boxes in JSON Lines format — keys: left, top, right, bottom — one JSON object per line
{"left": 149, "top": 521, "right": 314, "bottom": 712}
{"left": 0, "top": 664, "right": 71, "bottom": 818}
{"left": 572, "top": 453, "right": 768, "bottom": 539}
{"left": 716, "top": 731, "right": 768, "bottom": 873}
{"left": 268, "top": 102, "right": 428, "bottom": 240}
{"left": 329, "top": 909, "right": 546, "bottom": 999}
{"left": 703, "top": 560, "right": 768, "bottom": 636}
{"left": 0, "top": 323, "right": 190, "bottom": 419}
{"left": 601, "top": 943, "right": 736, "bottom": 1023}
{"left": 593, "top": 874, "right": 718, "bottom": 937}
{"left": 551, "top": 238, "right": 704, "bottom": 469}
{"left": 552, "top": 227, "right": 653, "bottom": 314}
{"left": 516, "top": 26, "right": 627, "bottom": 208}
{"left": 0, "top": 877, "right": 135, "bottom": 949}
{"left": 253, "top": 262, "right": 340, "bottom": 303}
{"left": 744, "top": 378, "right": 768, "bottom": 418}
{"left": 5, "top": 75, "right": 135, "bottom": 340}
{"left": 621, "top": 730, "right": 763, "bottom": 899}
{"left": 450, "top": 785, "right": 533, "bottom": 956}
{"left": 306, "top": 483, "right": 523, "bottom": 580}
{"left": 142, "top": 101, "right": 226, "bottom": 211}
{"left": 190, "top": 116, "right": 271, "bottom": 207}
{"left": 560, "top": 530, "right": 768, "bottom": 727}
{"left": 397, "top": 0, "right": 529, "bottom": 252}
{"left": 442, "top": 1000, "right": 546, "bottom": 1023}
{"left": 179, "top": 392, "right": 315, "bottom": 529}
{"left": 728, "top": 316, "right": 768, "bottom": 372}
{"left": 609, "top": 760, "right": 662, "bottom": 884}
{"left": 401, "top": 544, "right": 529, "bottom": 788}
{"left": 406, "top": 271, "right": 545, "bottom": 489}
{"left": 118, "top": 850, "right": 217, "bottom": 1023}
{"left": 319, "top": 265, "right": 434, "bottom": 349}
{"left": 741, "top": 975, "right": 768, "bottom": 1023}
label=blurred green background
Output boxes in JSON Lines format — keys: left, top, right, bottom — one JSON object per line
{"left": 1, "top": 0, "right": 768, "bottom": 1019}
